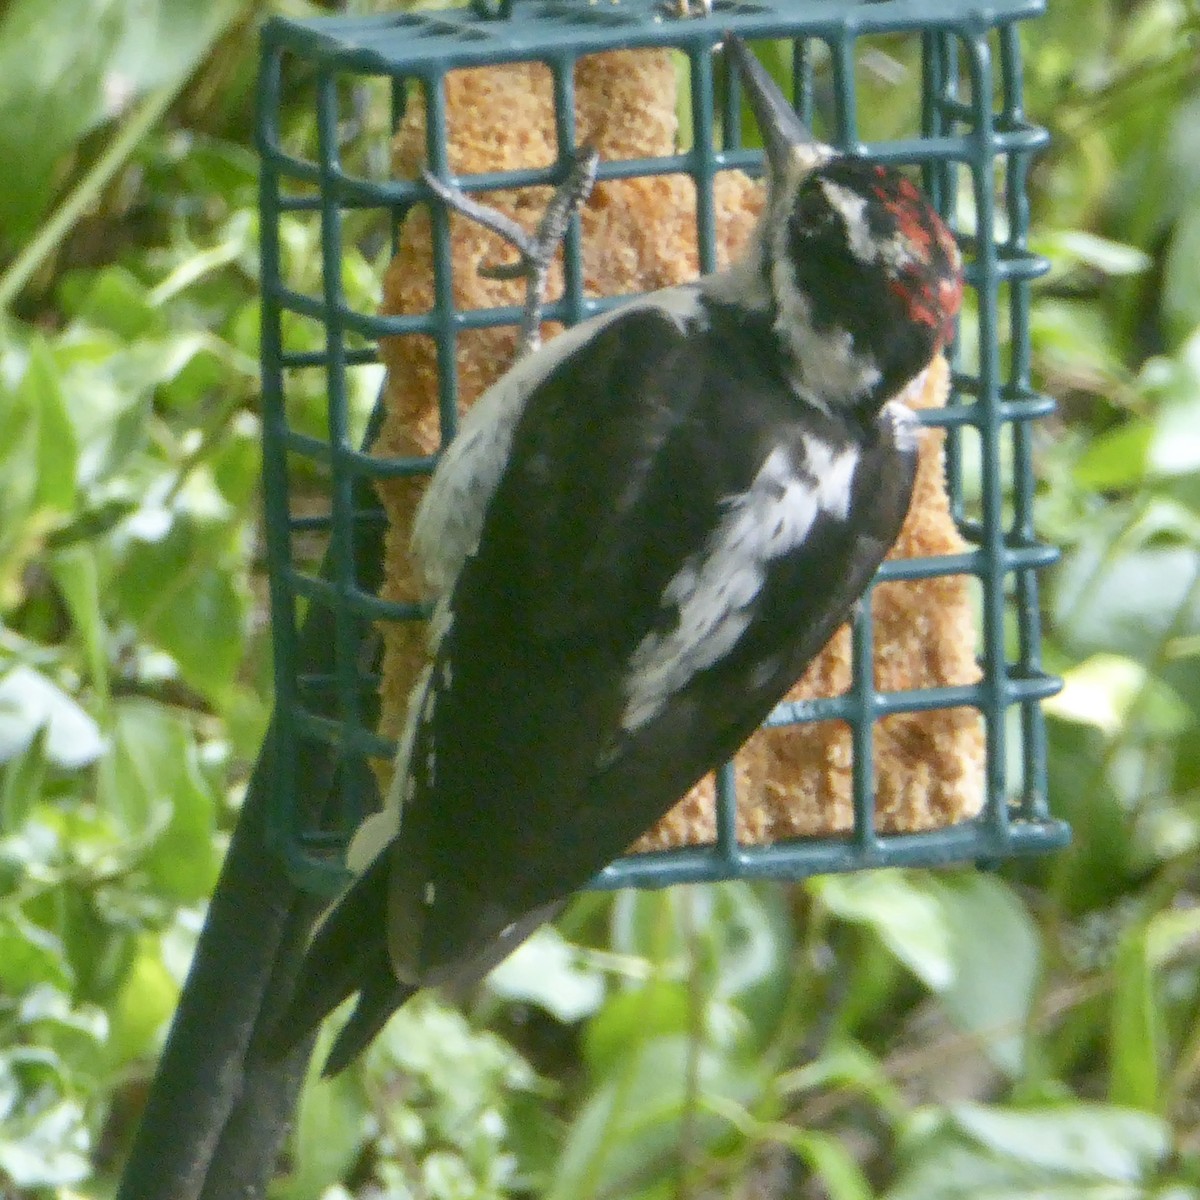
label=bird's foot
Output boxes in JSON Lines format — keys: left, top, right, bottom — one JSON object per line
{"left": 421, "top": 145, "right": 599, "bottom": 358}
{"left": 665, "top": 0, "right": 713, "bottom": 17}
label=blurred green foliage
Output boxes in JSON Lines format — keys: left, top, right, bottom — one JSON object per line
{"left": 1, "top": 0, "right": 1199, "bottom": 1197}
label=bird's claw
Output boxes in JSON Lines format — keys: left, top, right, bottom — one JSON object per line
{"left": 421, "top": 145, "right": 600, "bottom": 358}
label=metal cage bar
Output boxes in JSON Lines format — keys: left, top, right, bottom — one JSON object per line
{"left": 256, "top": 0, "right": 1068, "bottom": 897}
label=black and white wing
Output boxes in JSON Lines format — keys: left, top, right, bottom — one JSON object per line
{"left": 272, "top": 298, "right": 918, "bottom": 1071}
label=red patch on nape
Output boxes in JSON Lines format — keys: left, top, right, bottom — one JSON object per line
{"left": 888, "top": 194, "right": 937, "bottom": 256}
{"left": 888, "top": 275, "right": 940, "bottom": 330}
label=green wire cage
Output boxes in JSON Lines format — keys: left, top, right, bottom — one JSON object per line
{"left": 256, "top": 0, "right": 1069, "bottom": 899}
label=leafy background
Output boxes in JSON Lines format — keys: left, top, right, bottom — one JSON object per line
{"left": 1, "top": 0, "right": 1199, "bottom": 1196}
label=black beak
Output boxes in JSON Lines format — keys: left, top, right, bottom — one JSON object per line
{"left": 725, "top": 34, "right": 825, "bottom": 179}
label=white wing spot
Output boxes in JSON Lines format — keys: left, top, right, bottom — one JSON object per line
{"left": 803, "top": 434, "right": 859, "bottom": 521}
{"left": 424, "top": 882, "right": 436, "bottom": 906}
{"left": 621, "top": 442, "right": 858, "bottom": 730}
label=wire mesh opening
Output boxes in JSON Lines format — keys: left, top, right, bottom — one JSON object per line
{"left": 257, "top": 0, "right": 1068, "bottom": 897}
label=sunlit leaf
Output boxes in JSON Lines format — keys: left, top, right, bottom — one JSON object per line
{"left": 1045, "top": 654, "right": 1188, "bottom": 738}
{"left": 1040, "top": 230, "right": 1152, "bottom": 277}
{"left": 0, "top": 0, "right": 244, "bottom": 238}
{"left": 0, "top": 665, "right": 103, "bottom": 770}
{"left": 0, "top": 1093, "right": 91, "bottom": 1187}
{"left": 0, "top": 0, "right": 122, "bottom": 239}
{"left": 488, "top": 926, "right": 606, "bottom": 1023}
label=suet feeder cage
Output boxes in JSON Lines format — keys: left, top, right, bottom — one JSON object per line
{"left": 256, "top": 0, "right": 1069, "bottom": 899}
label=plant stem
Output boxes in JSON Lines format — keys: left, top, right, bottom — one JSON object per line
{"left": 0, "top": 84, "right": 178, "bottom": 312}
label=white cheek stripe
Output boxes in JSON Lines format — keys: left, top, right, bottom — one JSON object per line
{"left": 621, "top": 441, "right": 858, "bottom": 731}
{"left": 820, "top": 178, "right": 875, "bottom": 265}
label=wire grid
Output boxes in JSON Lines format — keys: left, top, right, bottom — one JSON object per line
{"left": 256, "top": 0, "right": 1069, "bottom": 898}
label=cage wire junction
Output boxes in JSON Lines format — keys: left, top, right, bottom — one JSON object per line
{"left": 256, "top": 0, "right": 1070, "bottom": 899}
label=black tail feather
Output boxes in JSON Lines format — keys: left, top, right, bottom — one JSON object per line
{"left": 266, "top": 850, "right": 413, "bottom": 1071}
{"left": 267, "top": 853, "right": 568, "bottom": 1074}
{"left": 321, "top": 965, "right": 415, "bottom": 1076}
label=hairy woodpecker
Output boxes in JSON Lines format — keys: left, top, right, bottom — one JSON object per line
{"left": 270, "top": 35, "right": 963, "bottom": 1075}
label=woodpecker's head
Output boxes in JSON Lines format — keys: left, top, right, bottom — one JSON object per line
{"left": 727, "top": 36, "right": 963, "bottom": 410}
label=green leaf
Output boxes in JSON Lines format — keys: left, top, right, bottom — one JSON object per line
{"left": 210, "top": 411, "right": 261, "bottom": 509}
{"left": 775, "top": 1127, "right": 874, "bottom": 1200}
{"left": 821, "top": 872, "right": 1038, "bottom": 1073}
{"left": 19, "top": 339, "right": 78, "bottom": 514}
{"left": 1044, "top": 655, "right": 1188, "bottom": 739}
{"left": 548, "top": 1034, "right": 760, "bottom": 1200}
{"left": 104, "top": 937, "right": 179, "bottom": 1067}
{"left": 0, "top": 0, "right": 122, "bottom": 239}
{"left": 0, "top": 730, "right": 47, "bottom": 834}
{"left": 16, "top": 986, "right": 108, "bottom": 1077}
{"left": 60, "top": 265, "right": 160, "bottom": 339}
{"left": 114, "top": 496, "right": 248, "bottom": 708}
{"left": 926, "top": 874, "right": 1039, "bottom": 1076}
{"left": 1052, "top": 530, "right": 1200, "bottom": 662}
{"left": 708, "top": 1093, "right": 876, "bottom": 1200}
{"left": 96, "top": 702, "right": 219, "bottom": 900}
{"left": 887, "top": 1103, "right": 1171, "bottom": 1200}
{"left": 0, "top": 0, "right": 244, "bottom": 240}
{"left": 814, "top": 871, "right": 954, "bottom": 991}
{"left": 143, "top": 559, "right": 246, "bottom": 705}
{"left": 1073, "top": 422, "right": 1153, "bottom": 491}
{"left": 1109, "top": 929, "right": 1160, "bottom": 1113}
{"left": 1162, "top": 198, "right": 1200, "bottom": 347}
{"left": 608, "top": 883, "right": 793, "bottom": 1029}
{"left": 48, "top": 545, "right": 110, "bottom": 707}
{"left": 1032, "top": 299, "right": 1128, "bottom": 391}
{"left": 106, "top": 0, "right": 244, "bottom": 99}
{"left": 49, "top": 330, "right": 152, "bottom": 489}
{"left": 1144, "top": 905, "right": 1200, "bottom": 969}
{"left": 277, "top": 1048, "right": 370, "bottom": 1200}
{"left": 584, "top": 982, "right": 692, "bottom": 1080}
{"left": 0, "top": 910, "right": 72, "bottom": 992}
